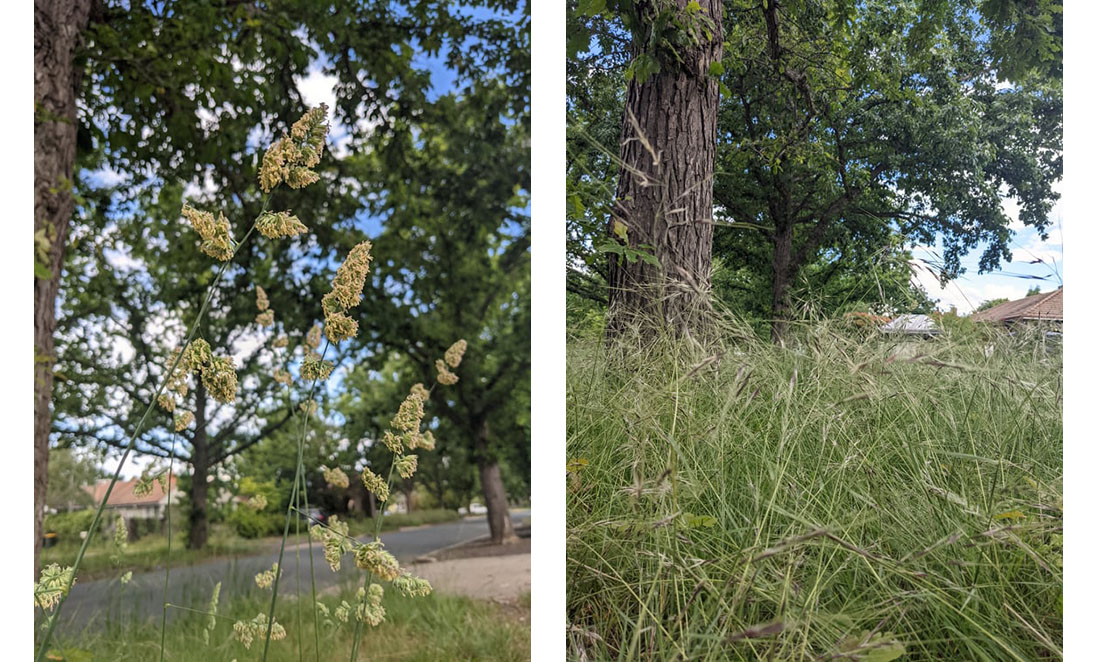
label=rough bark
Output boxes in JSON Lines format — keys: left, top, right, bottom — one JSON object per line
{"left": 34, "top": 0, "right": 94, "bottom": 576}
{"left": 188, "top": 386, "right": 210, "bottom": 550}
{"left": 474, "top": 420, "right": 515, "bottom": 544}
{"left": 606, "top": 0, "right": 723, "bottom": 339}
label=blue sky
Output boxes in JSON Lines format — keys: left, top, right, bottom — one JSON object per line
{"left": 908, "top": 182, "right": 1063, "bottom": 313}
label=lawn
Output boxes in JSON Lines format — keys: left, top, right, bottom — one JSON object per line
{"left": 567, "top": 318, "right": 1062, "bottom": 661}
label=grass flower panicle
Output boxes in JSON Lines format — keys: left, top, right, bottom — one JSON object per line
{"left": 391, "top": 393, "right": 425, "bottom": 434}
{"left": 34, "top": 564, "right": 75, "bottom": 610}
{"left": 247, "top": 494, "right": 268, "bottom": 510}
{"left": 435, "top": 359, "right": 459, "bottom": 385}
{"left": 255, "top": 285, "right": 269, "bottom": 312}
{"left": 258, "top": 104, "right": 329, "bottom": 193}
{"left": 324, "top": 310, "right": 359, "bottom": 343}
{"left": 312, "top": 516, "right": 354, "bottom": 572}
{"left": 173, "top": 411, "right": 194, "bottom": 431}
{"left": 256, "top": 310, "right": 275, "bottom": 327}
{"left": 354, "top": 541, "right": 400, "bottom": 581}
{"left": 233, "top": 613, "right": 285, "bottom": 649}
{"left": 444, "top": 339, "right": 467, "bottom": 368}
{"left": 320, "top": 241, "right": 373, "bottom": 345}
{"left": 305, "top": 323, "right": 322, "bottom": 350}
{"left": 394, "top": 454, "right": 418, "bottom": 479}
{"left": 255, "top": 210, "right": 308, "bottom": 239}
{"left": 301, "top": 355, "right": 335, "bottom": 381}
{"left": 254, "top": 563, "right": 280, "bottom": 590}
{"left": 355, "top": 584, "right": 386, "bottom": 626}
{"left": 410, "top": 382, "right": 429, "bottom": 402}
{"left": 272, "top": 334, "right": 289, "bottom": 349}
{"left": 182, "top": 205, "right": 234, "bottom": 261}
{"left": 201, "top": 355, "right": 239, "bottom": 403}
{"left": 393, "top": 572, "right": 432, "bottom": 598}
{"left": 360, "top": 467, "right": 390, "bottom": 502}
{"left": 273, "top": 368, "right": 292, "bottom": 385}
{"left": 322, "top": 466, "right": 350, "bottom": 489}
{"left": 409, "top": 429, "right": 436, "bottom": 451}
{"left": 203, "top": 582, "right": 221, "bottom": 645}
{"left": 156, "top": 393, "right": 175, "bottom": 412}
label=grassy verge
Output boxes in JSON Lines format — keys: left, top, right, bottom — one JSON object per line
{"left": 41, "top": 509, "right": 463, "bottom": 581}
{"left": 45, "top": 582, "right": 530, "bottom": 662}
{"left": 567, "top": 318, "right": 1061, "bottom": 661}
{"left": 41, "top": 524, "right": 268, "bottom": 581}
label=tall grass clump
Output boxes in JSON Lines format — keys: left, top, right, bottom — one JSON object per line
{"left": 35, "top": 104, "right": 472, "bottom": 662}
{"left": 567, "top": 316, "right": 1061, "bottom": 661}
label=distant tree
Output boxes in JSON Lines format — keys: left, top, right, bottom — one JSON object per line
{"left": 1027, "top": 285, "right": 1043, "bottom": 297}
{"left": 977, "top": 297, "right": 1010, "bottom": 312}
{"left": 45, "top": 448, "right": 102, "bottom": 512}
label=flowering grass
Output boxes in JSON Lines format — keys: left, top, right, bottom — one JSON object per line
{"left": 36, "top": 104, "right": 478, "bottom": 662}
{"left": 567, "top": 317, "right": 1061, "bottom": 661}
{"left": 45, "top": 585, "right": 530, "bottom": 662}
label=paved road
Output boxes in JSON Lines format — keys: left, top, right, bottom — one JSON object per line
{"left": 55, "top": 511, "right": 530, "bottom": 632}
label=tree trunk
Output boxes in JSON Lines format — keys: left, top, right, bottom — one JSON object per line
{"left": 34, "top": 0, "right": 94, "bottom": 577}
{"left": 188, "top": 386, "right": 210, "bottom": 550}
{"left": 402, "top": 478, "right": 417, "bottom": 513}
{"left": 770, "top": 221, "right": 794, "bottom": 342}
{"left": 606, "top": 0, "right": 723, "bottom": 339}
{"left": 474, "top": 420, "right": 515, "bottom": 544}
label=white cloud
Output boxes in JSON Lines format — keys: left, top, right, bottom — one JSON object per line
{"left": 909, "top": 259, "right": 1033, "bottom": 314}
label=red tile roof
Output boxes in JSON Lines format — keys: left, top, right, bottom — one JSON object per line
{"left": 971, "top": 288, "right": 1062, "bottom": 323}
{"left": 83, "top": 475, "right": 177, "bottom": 507}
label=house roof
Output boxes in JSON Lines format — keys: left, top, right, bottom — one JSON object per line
{"left": 881, "top": 314, "right": 941, "bottom": 335}
{"left": 971, "top": 288, "right": 1062, "bottom": 323}
{"left": 83, "top": 475, "right": 177, "bottom": 508}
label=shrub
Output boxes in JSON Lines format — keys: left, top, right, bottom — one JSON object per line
{"left": 227, "top": 506, "right": 283, "bottom": 539}
{"left": 43, "top": 510, "right": 96, "bottom": 540}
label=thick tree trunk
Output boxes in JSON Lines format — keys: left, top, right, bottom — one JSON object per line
{"left": 474, "top": 420, "right": 515, "bottom": 544}
{"left": 34, "top": 0, "right": 94, "bottom": 577}
{"left": 188, "top": 387, "right": 210, "bottom": 550}
{"left": 770, "top": 222, "right": 794, "bottom": 342}
{"left": 606, "top": 0, "right": 723, "bottom": 339}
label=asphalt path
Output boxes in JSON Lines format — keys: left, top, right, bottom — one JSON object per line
{"left": 52, "top": 510, "right": 529, "bottom": 633}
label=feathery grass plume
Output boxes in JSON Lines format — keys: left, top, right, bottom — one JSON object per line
{"left": 355, "top": 584, "right": 386, "bottom": 626}
{"left": 301, "top": 355, "right": 335, "bottom": 381}
{"left": 247, "top": 494, "right": 268, "bottom": 510}
{"left": 444, "top": 339, "right": 467, "bottom": 368}
{"left": 300, "top": 400, "right": 318, "bottom": 415}
{"left": 394, "top": 454, "right": 418, "bottom": 479}
{"left": 256, "top": 310, "right": 274, "bottom": 327}
{"left": 272, "top": 334, "right": 289, "bottom": 349}
{"left": 258, "top": 104, "right": 329, "bottom": 193}
{"left": 273, "top": 369, "right": 293, "bottom": 385}
{"left": 360, "top": 467, "right": 390, "bottom": 501}
{"left": 120, "top": 570, "right": 132, "bottom": 585}
{"left": 334, "top": 601, "right": 351, "bottom": 623}
{"left": 435, "top": 359, "right": 459, "bottom": 385}
{"left": 255, "top": 285, "right": 270, "bottom": 312}
{"left": 174, "top": 411, "right": 194, "bottom": 431}
{"left": 255, "top": 210, "right": 308, "bottom": 239}
{"left": 322, "top": 466, "right": 350, "bottom": 489}
{"left": 254, "top": 562, "right": 280, "bottom": 590}
{"left": 354, "top": 541, "right": 400, "bottom": 581}
{"left": 34, "top": 564, "right": 75, "bottom": 610}
{"left": 410, "top": 382, "right": 429, "bottom": 401}
{"left": 391, "top": 393, "right": 425, "bottom": 434}
{"left": 203, "top": 582, "right": 221, "bottom": 645}
{"left": 233, "top": 613, "right": 285, "bottom": 649}
{"left": 392, "top": 572, "right": 432, "bottom": 598}
{"left": 181, "top": 204, "right": 234, "bottom": 261}
{"left": 311, "top": 516, "right": 354, "bottom": 572}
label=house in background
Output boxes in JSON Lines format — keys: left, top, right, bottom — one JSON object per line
{"left": 83, "top": 475, "right": 179, "bottom": 522}
{"left": 971, "top": 287, "right": 1063, "bottom": 327}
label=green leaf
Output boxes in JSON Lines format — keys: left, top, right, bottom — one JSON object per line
{"left": 708, "top": 61, "right": 725, "bottom": 77}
